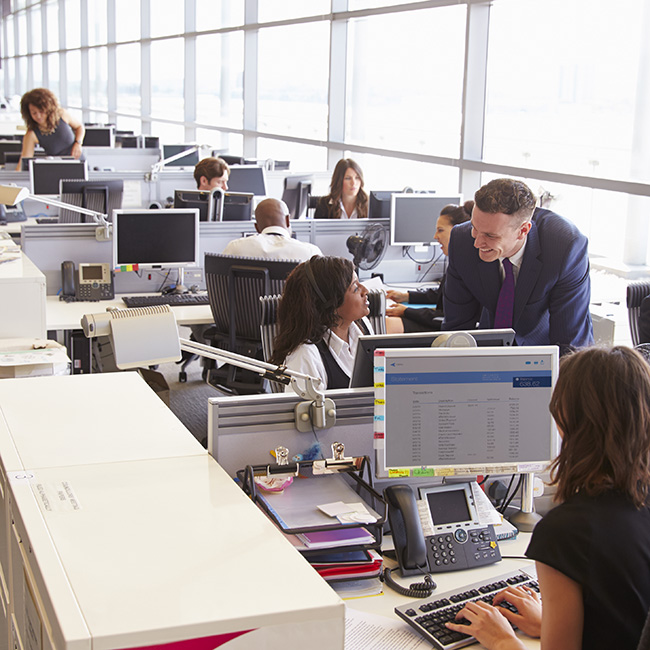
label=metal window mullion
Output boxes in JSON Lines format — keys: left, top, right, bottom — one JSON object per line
{"left": 242, "top": 0, "right": 258, "bottom": 158}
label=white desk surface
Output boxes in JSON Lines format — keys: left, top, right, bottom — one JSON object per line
{"left": 0, "top": 216, "right": 39, "bottom": 235}
{"left": 10, "top": 454, "right": 344, "bottom": 650}
{"left": 0, "top": 372, "right": 204, "bottom": 471}
{"left": 46, "top": 293, "right": 214, "bottom": 330}
{"left": 348, "top": 533, "right": 540, "bottom": 649}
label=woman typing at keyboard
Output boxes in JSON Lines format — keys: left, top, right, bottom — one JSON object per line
{"left": 447, "top": 346, "right": 650, "bottom": 650}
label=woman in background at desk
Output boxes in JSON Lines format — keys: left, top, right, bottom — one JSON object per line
{"left": 385, "top": 200, "right": 472, "bottom": 334}
{"left": 271, "top": 256, "right": 372, "bottom": 390}
{"left": 17, "top": 88, "right": 85, "bottom": 170}
{"left": 314, "top": 158, "right": 368, "bottom": 219}
{"left": 447, "top": 345, "right": 650, "bottom": 650}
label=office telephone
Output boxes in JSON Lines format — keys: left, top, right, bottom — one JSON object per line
{"left": 384, "top": 482, "right": 501, "bottom": 578}
{"left": 61, "top": 260, "right": 115, "bottom": 301}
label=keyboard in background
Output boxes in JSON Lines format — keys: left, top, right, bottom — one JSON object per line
{"left": 394, "top": 568, "right": 538, "bottom": 650}
{"left": 122, "top": 293, "right": 210, "bottom": 308}
{"left": 36, "top": 217, "right": 59, "bottom": 224}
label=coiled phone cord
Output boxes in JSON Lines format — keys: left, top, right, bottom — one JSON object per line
{"left": 381, "top": 566, "right": 437, "bottom": 598}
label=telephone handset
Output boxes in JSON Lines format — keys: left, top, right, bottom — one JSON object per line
{"left": 60, "top": 260, "right": 115, "bottom": 301}
{"left": 384, "top": 482, "right": 501, "bottom": 578}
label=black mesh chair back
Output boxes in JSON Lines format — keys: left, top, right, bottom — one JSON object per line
{"left": 627, "top": 281, "right": 650, "bottom": 346}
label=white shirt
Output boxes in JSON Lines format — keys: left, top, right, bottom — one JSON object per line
{"left": 283, "top": 320, "right": 369, "bottom": 392}
{"left": 499, "top": 238, "right": 527, "bottom": 284}
{"left": 339, "top": 199, "right": 358, "bottom": 220}
{"left": 222, "top": 226, "right": 323, "bottom": 262}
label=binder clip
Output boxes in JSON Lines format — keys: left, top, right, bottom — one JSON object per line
{"left": 252, "top": 446, "right": 298, "bottom": 493}
{"left": 312, "top": 442, "right": 364, "bottom": 475}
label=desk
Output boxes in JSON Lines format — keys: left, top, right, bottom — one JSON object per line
{"left": 348, "top": 534, "right": 540, "bottom": 649}
{"left": 46, "top": 293, "right": 214, "bottom": 373}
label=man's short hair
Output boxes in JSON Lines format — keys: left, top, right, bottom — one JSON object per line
{"left": 474, "top": 178, "right": 537, "bottom": 224}
{"left": 194, "top": 157, "right": 230, "bottom": 188}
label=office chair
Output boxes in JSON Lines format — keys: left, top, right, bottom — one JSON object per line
{"left": 626, "top": 281, "right": 650, "bottom": 346}
{"left": 203, "top": 253, "right": 299, "bottom": 395}
{"left": 307, "top": 194, "right": 323, "bottom": 218}
{"left": 258, "top": 289, "right": 387, "bottom": 394}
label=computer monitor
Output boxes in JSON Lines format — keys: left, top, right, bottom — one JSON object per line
{"left": 120, "top": 135, "right": 140, "bottom": 148}
{"left": 390, "top": 193, "right": 462, "bottom": 246}
{"left": 161, "top": 144, "right": 199, "bottom": 168}
{"left": 144, "top": 136, "right": 160, "bottom": 149}
{"left": 30, "top": 159, "right": 88, "bottom": 196}
{"left": 173, "top": 188, "right": 222, "bottom": 222}
{"left": 0, "top": 139, "right": 23, "bottom": 165}
{"left": 222, "top": 191, "right": 253, "bottom": 221}
{"left": 21, "top": 152, "right": 47, "bottom": 171}
{"left": 4, "top": 151, "right": 21, "bottom": 166}
{"left": 112, "top": 208, "right": 200, "bottom": 270}
{"left": 282, "top": 174, "right": 313, "bottom": 219}
{"left": 350, "top": 329, "right": 516, "bottom": 388}
{"left": 227, "top": 165, "right": 267, "bottom": 196}
{"left": 368, "top": 191, "right": 399, "bottom": 219}
{"left": 375, "top": 346, "right": 559, "bottom": 479}
{"left": 59, "top": 179, "right": 124, "bottom": 223}
{"left": 221, "top": 154, "right": 245, "bottom": 166}
{"left": 83, "top": 126, "right": 115, "bottom": 147}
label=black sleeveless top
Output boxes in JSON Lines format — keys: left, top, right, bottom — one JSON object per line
{"left": 314, "top": 319, "right": 370, "bottom": 390}
{"left": 34, "top": 118, "right": 77, "bottom": 156}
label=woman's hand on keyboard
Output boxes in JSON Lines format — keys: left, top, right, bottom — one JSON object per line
{"left": 386, "top": 303, "right": 407, "bottom": 317}
{"left": 446, "top": 600, "right": 525, "bottom": 650}
{"left": 492, "top": 585, "right": 542, "bottom": 638}
{"left": 386, "top": 289, "right": 409, "bottom": 303}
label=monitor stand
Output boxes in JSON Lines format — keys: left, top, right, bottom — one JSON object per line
{"left": 508, "top": 472, "right": 542, "bottom": 532}
{"left": 173, "top": 267, "right": 189, "bottom": 294}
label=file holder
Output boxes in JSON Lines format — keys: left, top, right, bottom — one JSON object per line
{"left": 238, "top": 452, "right": 386, "bottom": 558}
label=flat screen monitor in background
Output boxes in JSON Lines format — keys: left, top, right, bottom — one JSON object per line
{"left": 59, "top": 179, "right": 124, "bottom": 223}
{"left": 144, "top": 136, "right": 160, "bottom": 149}
{"left": 120, "top": 135, "right": 140, "bottom": 148}
{"left": 281, "top": 175, "right": 313, "bottom": 219}
{"left": 173, "top": 188, "right": 223, "bottom": 222}
{"left": 161, "top": 144, "right": 199, "bottom": 168}
{"left": 83, "top": 126, "right": 115, "bottom": 147}
{"left": 21, "top": 152, "right": 47, "bottom": 171}
{"left": 0, "top": 140, "right": 23, "bottom": 165}
{"left": 390, "top": 193, "right": 462, "bottom": 246}
{"left": 4, "top": 151, "right": 21, "bottom": 166}
{"left": 221, "top": 154, "right": 245, "bottom": 166}
{"left": 375, "top": 346, "right": 559, "bottom": 479}
{"left": 30, "top": 159, "right": 88, "bottom": 196}
{"left": 350, "top": 329, "right": 516, "bottom": 388}
{"left": 222, "top": 191, "right": 253, "bottom": 221}
{"left": 369, "top": 191, "right": 399, "bottom": 219}
{"left": 227, "top": 165, "right": 267, "bottom": 196}
{"left": 112, "top": 208, "right": 200, "bottom": 270}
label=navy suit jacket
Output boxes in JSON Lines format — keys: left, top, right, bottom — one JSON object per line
{"left": 442, "top": 208, "right": 593, "bottom": 351}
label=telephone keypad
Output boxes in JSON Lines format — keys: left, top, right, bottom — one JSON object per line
{"left": 425, "top": 525, "right": 500, "bottom": 572}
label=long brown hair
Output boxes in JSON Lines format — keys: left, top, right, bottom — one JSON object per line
{"left": 325, "top": 158, "right": 368, "bottom": 219}
{"left": 270, "top": 256, "right": 355, "bottom": 364}
{"left": 20, "top": 88, "right": 61, "bottom": 134}
{"left": 549, "top": 346, "right": 650, "bottom": 508}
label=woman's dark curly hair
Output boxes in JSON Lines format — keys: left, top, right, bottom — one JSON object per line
{"left": 20, "top": 88, "right": 61, "bottom": 135}
{"left": 270, "top": 256, "right": 355, "bottom": 365}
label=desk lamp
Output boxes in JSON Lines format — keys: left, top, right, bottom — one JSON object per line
{"left": 0, "top": 184, "right": 111, "bottom": 241}
{"left": 80, "top": 305, "right": 336, "bottom": 431}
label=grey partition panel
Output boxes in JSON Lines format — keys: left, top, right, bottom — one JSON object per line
{"left": 84, "top": 148, "right": 160, "bottom": 172}
{"left": 207, "top": 387, "right": 443, "bottom": 491}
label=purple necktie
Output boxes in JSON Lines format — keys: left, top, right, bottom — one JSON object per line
{"left": 494, "top": 258, "right": 515, "bottom": 329}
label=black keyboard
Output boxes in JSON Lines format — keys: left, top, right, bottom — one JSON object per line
{"left": 395, "top": 568, "right": 538, "bottom": 650}
{"left": 36, "top": 217, "right": 59, "bottom": 224}
{"left": 122, "top": 293, "right": 210, "bottom": 308}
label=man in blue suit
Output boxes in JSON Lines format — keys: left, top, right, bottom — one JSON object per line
{"left": 442, "top": 178, "right": 593, "bottom": 352}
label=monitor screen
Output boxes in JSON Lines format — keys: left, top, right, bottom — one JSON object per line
{"left": 173, "top": 188, "right": 222, "bottom": 222}
{"left": 162, "top": 144, "right": 199, "bottom": 167}
{"left": 369, "top": 191, "right": 399, "bottom": 219}
{"left": 222, "top": 191, "right": 253, "bottom": 221}
{"left": 30, "top": 159, "right": 88, "bottom": 195}
{"left": 227, "top": 165, "right": 267, "bottom": 196}
{"left": 282, "top": 174, "right": 313, "bottom": 219}
{"left": 374, "top": 346, "right": 559, "bottom": 478}
{"left": 390, "top": 193, "right": 462, "bottom": 246}
{"left": 112, "top": 208, "right": 200, "bottom": 270}
{"left": 83, "top": 126, "right": 115, "bottom": 147}
{"left": 350, "top": 329, "right": 516, "bottom": 388}
{"left": 0, "top": 139, "right": 23, "bottom": 164}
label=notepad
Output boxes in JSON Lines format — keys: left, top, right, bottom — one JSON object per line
{"left": 297, "top": 527, "right": 375, "bottom": 549}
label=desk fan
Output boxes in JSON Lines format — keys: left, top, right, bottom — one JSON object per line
{"left": 346, "top": 222, "right": 388, "bottom": 272}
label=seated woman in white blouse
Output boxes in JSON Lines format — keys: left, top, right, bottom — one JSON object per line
{"left": 271, "top": 256, "right": 372, "bottom": 391}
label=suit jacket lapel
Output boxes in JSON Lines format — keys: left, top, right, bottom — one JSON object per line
{"left": 513, "top": 222, "right": 542, "bottom": 326}
{"left": 479, "top": 258, "right": 501, "bottom": 313}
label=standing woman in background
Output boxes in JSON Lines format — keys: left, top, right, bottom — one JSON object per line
{"left": 385, "top": 200, "right": 473, "bottom": 333}
{"left": 17, "top": 88, "right": 85, "bottom": 170}
{"left": 314, "top": 158, "right": 368, "bottom": 219}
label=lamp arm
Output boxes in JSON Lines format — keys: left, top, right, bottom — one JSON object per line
{"left": 27, "top": 194, "right": 108, "bottom": 225}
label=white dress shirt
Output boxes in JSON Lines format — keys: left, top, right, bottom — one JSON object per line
{"left": 499, "top": 238, "right": 527, "bottom": 284}
{"left": 222, "top": 226, "right": 322, "bottom": 262}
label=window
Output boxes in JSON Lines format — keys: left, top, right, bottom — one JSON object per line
{"left": 196, "top": 32, "right": 244, "bottom": 130}
{"left": 29, "top": 5, "right": 42, "bottom": 54}
{"left": 116, "top": 44, "right": 141, "bottom": 116}
{"left": 256, "top": 138, "right": 328, "bottom": 172}
{"left": 151, "top": 38, "right": 184, "bottom": 122}
{"left": 66, "top": 50, "right": 82, "bottom": 108}
{"left": 345, "top": 7, "right": 466, "bottom": 158}
{"left": 484, "top": 0, "right": 647, "bottom": 182}
{"left": 88, "top": 0, "right": 108, "bottom": 46}
{"left": 257, "top": 0, "right": 330, "bottom": 23}
{"left": 89, "top": 47, "right": 108, "bottom": 111}
{"left": 116, "top": 0, "right": 140, "bottom": 43}
{"left": 257, "top": 22, "right": 329, "bottom": 140}
{"left": 151, "top": 2, "right": 184, "bottom": 38}
{"left": 45, "top": 2, "right": 58, "bottom": 51}
{"left": 65, "top": 0, "right": 81, "bottom": 50}
{"left": 17, "top": 11, "right": 27, "bottom": 55}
